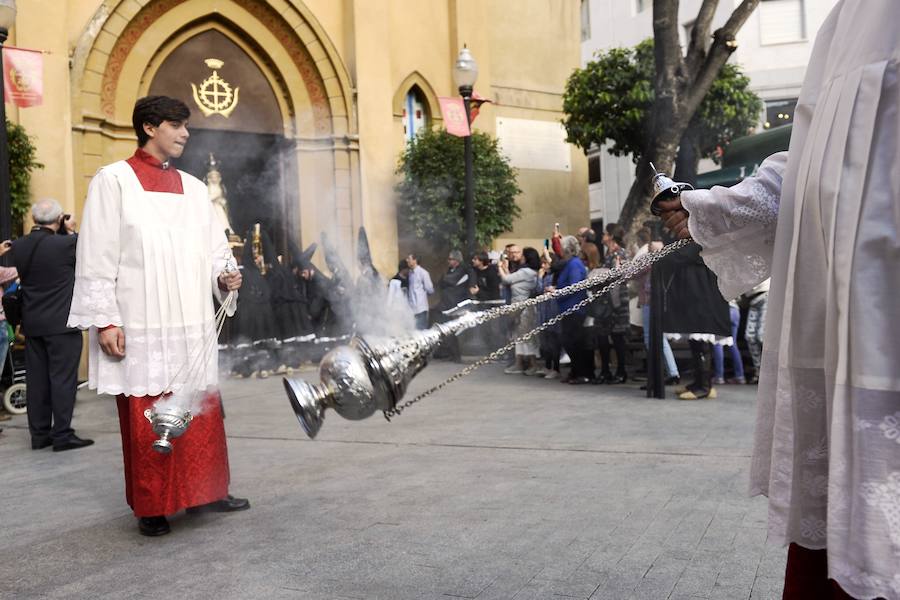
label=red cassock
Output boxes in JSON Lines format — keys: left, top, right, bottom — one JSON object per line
{"left": 117, "top": 392, "right": 230, "bottom": 517}
{"left": 112, "top": 150, "right": 230, "bottom": 517}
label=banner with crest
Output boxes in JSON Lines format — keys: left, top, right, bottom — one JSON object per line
{"left": 3, "top": 47, "right": 43, "bottom": 108}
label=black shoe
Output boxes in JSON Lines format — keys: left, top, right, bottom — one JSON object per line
{"left": 32, "top": 438, "right": 53, "bottom": 450}
{"left": 595, "top": 372, "right": 613, "bottom": 385}
{"left": 53, "top": 435, "right": 95, "bottom": 452}
{"left": 186, "top": 495, "right": 250, "bottom": 514}
{"left": 138, "top": 516, "right": 170, "bottom": 537}
{"left": 610, "top": 373, "right": 627, "bottom": 385}
{"left": 568, "top": 376, "right": 592, "bottom": 385}
{"left": 664, "top": 375, "right": 681, "bottom": 386}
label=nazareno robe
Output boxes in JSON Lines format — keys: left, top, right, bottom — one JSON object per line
{"left": 68, "top": 148, "right": 235, "bottom": 516}
{"left": 680, "top": 2, "right": 900, "bottom": 597}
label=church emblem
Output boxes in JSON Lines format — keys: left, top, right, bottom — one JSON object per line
{"left": 191, "top": 58, "right": 240, "bottom": 118}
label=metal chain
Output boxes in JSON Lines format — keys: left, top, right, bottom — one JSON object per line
{"left": 382, "top": 239, "right": 693, "bottom": 420}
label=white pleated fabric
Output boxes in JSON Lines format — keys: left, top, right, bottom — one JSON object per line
{"left": 68, "top": 161, "right": 236, "bottom": 397}
{"left": 680, "top": 2, "right": 900, "bottom": 597}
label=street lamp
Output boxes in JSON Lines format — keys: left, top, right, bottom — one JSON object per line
{"left": 0, "top": 0, "right": 16, "bottom": 244}
{"left": 453, "top": 45, "right": 478, "bottom": 259}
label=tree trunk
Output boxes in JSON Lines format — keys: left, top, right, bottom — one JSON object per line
{"left": 673, "top": 127, "right": 701, "bottom": 187}
{"left": 619, "top": 121, "right": 683, "bottom": 240}
{"left": 617, "top": 0, "right": 760, "bottom": 238}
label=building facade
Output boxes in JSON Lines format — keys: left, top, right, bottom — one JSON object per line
{"left": 5, "top": 0, "right": 588, "bottom": 274}
{"left": 579, "top": 0, "right": 839, "bottom": 225}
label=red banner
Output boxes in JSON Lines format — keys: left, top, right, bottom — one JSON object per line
{"left": 3, "top": 47, "right": 44, "bottom": 108}
{"left": 438, "top": 96, "right": 470, "bottom": 137}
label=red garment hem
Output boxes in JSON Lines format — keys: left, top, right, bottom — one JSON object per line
{"left": 116, "top": 391, "right": 230, "bottom": 517}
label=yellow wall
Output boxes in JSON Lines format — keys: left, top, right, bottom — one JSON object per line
{"left": 6, "top": 0, "right": 587, "bottom": 275}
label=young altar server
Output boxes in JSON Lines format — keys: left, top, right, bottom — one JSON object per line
{"left": 68, "top": 96, "right": 248, "bottom": 537}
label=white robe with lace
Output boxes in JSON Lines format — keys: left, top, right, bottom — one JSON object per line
{"left": 67, "top": 161, "right": 235, "bottom": 397}
{"left": 680, "top": 2, "right": 900, "bottom": 597}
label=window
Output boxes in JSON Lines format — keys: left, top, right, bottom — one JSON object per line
{"left": 403, "top": 88, "right": 428, "bottom": 143}
{"left": 634, "top": 0, "right": 648, "bottom": 14}
{"left": 580, "top": 0, "right": 591, "bottom": 41}
{"left": 763, "top": 98, "right": 798, "bottom": 129}
{"left": 588, "top": 154, "right": 602, "bottom": 184}
{"left": 759, "top": 0, "right": 806, "bottom": 45}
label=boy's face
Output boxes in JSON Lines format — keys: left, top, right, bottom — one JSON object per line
{"left": 144, "top": 119, "right": 190, "bottom": 160}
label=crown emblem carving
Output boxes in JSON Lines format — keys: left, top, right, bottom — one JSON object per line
{"left": 191, "top": 58, "right": 240, "bottom": 118}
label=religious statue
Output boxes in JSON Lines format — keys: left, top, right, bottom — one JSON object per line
{"left": 205, "top": 153, "right": 240, "bottom": 243}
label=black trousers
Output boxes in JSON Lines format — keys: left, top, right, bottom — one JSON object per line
{"left": 596, "top": 332, "right": 627, "bottom": 376}
{"left": 25, "top": 331, "right": 82, "bottom": 443}
{"left": 688, "top": 339, "right": 712, "bottom": 393}
{"left": 561, "top": 314, "right": 593, "bottom": 379}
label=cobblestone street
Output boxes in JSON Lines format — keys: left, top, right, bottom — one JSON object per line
{"left": 0, "top": 360, "right": 786, "bottom": 599}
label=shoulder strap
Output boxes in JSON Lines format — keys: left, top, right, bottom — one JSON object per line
{"left": 19, "top": 233, "right": 51, "bottom": 280}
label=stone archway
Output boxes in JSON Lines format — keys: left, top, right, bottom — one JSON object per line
{"left": 70, "top": 0, "right": 359, "bottom": 256}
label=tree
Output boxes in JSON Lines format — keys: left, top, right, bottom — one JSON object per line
{"left": 564, "top": 39, "right": 762, "bottom": 186}
{"left": 564, "top": 0, "right": 760, "bottom": 235}
{"left": 7, "top": 119, "right": 43, "bottom": 234}
{"left": 396, "top": 128, "right": 521, "bottom": 252}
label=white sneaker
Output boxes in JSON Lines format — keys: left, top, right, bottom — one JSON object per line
{"left": 523, "top": 366, "right": 541, "bottom": 376}
{"left": 531, "top": 367, "right": 549, "bottom": 377}
{"left": 504, "top": 365, "right": 525, "bottom": 374}
{"left": 543, "top": 369, "right": 560, "bottom": 380}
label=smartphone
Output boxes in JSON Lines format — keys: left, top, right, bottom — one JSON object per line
{"left": 543, "top": 239, "right": 550, "bottom": 249}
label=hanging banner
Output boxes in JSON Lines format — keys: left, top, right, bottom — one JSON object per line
{"left": 3, "top": 47, "right": 44, "bottom": 108}
{"left": 438, "top": 96, "right": 470, "bottom": 137}
{"left": 468, "top": 91, "right": 492, "bottom": 124}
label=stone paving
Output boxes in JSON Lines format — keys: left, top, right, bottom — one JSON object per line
{"left": 0, "top": 360, "right": 786, "bottom": 599}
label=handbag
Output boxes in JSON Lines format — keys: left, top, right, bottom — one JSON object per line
{"left": 2, "top": 234, "right": 50, "bottom": 329}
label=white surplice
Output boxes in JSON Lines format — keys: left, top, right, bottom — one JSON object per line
{"left": 68, "top": 161, "right": 236, "bottom": 397}
{"left": 679, "top": 2, "right": 900, "bottom": 597}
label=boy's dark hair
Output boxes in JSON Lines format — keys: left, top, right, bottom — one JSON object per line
{"left": 474, "top": 251, "right": 490, "bottom": 265}
{"left": 132, "top": 96, "right": 191, "bottom": 147}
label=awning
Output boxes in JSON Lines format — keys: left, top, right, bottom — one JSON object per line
{"left": 696, "top": 124, "right": 792, "bottom": 188}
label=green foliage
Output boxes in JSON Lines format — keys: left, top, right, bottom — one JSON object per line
{"left": 692, "top": 63, "right": 763, "bottom": 164}
{"left": 7, "top": 119, "right": 43, "bottom": 229}
{"left": 395, "top": 128, "right": 521, "bottom": 251}
{"left": 562, "top": 38, "right": 762, "bottom": 163}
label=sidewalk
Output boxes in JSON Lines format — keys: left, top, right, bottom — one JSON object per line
{"left": 0, "top": 361, "right": 785, "bottom": 599}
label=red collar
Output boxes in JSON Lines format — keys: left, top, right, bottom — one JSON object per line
{"left": 126, "top": 148, "right": 184, "bottom": 194}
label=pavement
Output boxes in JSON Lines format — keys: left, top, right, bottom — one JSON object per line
{"left": 0, "top": 360, "right": 786, "bottom": 600}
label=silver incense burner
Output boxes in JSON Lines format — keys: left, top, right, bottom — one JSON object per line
{"left": 284, "top": 312, "right": 479, "bottom": 438}
{"left": 144, "top": 405, "right": 194, "bottom": 454}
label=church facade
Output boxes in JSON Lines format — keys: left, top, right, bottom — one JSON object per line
{"left": 7, "top": 0, "right": 588, "bottom": 273}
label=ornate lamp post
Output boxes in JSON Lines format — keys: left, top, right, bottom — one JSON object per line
{"left": 0, "top": 0, "right": 16, "bottom": 244}
{"left": 453, "top": 46, "right": 478, "bottom": 259}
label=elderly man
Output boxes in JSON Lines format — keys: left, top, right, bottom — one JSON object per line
{"left": 68, "top": 95, "right": 246, "bottom": 537}
{"left": 438, "top": 250, "right": 472, "bottom": 361}
{"left": 9, "top": 200, "right": 91, "bottom": 451}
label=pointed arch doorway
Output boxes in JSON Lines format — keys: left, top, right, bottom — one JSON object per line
{"left": 146, "top": 27, "right": 297, "bottom": 250}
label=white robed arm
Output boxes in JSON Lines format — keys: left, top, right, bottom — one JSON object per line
{"left": 680, "top": 152, "right": 787, "bottom": 300}
{"left": 208, "top": 202, "right": 237, "bottom": 316}
{"left": 67, "top": 169, "right": 123, "bottom": 329}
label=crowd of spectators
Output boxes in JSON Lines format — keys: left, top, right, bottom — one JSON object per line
{"left": 399, "top": 222, "right": 769, "bottom": 398}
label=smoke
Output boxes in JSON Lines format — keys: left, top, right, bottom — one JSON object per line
{"left": 346, "top": 270, "right": 416, "bottom": 339}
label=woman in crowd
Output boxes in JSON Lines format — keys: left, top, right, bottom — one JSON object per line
{"left": 595, "top": 224, "right": 631, "bottom": 384}
{"left": 535, "top": 250, "right": 561, "bottom": 379}
{"left": 499, "top": 247, "right": 540, "bottom": 375}
{"left": 552, "top": 236, "right": 592, "bottom": 384}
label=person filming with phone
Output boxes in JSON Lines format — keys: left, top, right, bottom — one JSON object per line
{"left": 3, "top": 199, "right": 93, "bottom": 452}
